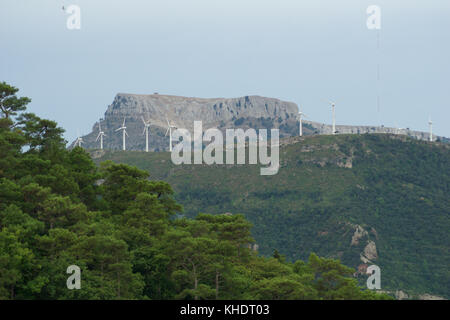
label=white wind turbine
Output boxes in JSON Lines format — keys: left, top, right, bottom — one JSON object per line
{"left": 75, "top": 136, "right": 83, "bottom": 147}
{"left": 74, "top": 129, "right": 83, "bottom": 147}
{"left": 142, "top": 116, "right": 151, "bottom": 152}
{"left": 326, "top": 100, "right": 337, "bottom": 134}
{"left": 115, "top": 117, "right": 128, "bottom": 151}
{"left": 428, "top": 116, "right": 433, "bottom": 142}
{"left": 165, "top": 117, "right": 177, "bottom": 152}
{"left": 298, "top": 107, "right": 309, "bottom": 137}
{"left": 96, "top": 122, "right": 106, "bottom": 150}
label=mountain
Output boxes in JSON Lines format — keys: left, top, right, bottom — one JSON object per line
{"left": 77, "top": 93, "right": 299, "bottom": 151}
{"left": 75, "top": 93, "right": 448, "bottom": 150}
{"left": 90, "top": 133, "right": 450, "bottom": 298}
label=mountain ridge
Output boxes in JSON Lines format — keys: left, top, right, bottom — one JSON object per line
{"left": 77, "top": 93, "right": 299, "bottom": 150}
{"left": 74, "top": 93, "right": 448, "bottom": 150}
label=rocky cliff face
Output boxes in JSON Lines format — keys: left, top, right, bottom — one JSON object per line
{"left": 76, "top": 93, "right": 299, "bottom": 151}
{"left": 74, "top": 93, "right": 447, "bottom": 151}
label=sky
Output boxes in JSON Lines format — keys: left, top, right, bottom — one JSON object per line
{"left": 1, "top": 0, "right": 449, "bottom": 143}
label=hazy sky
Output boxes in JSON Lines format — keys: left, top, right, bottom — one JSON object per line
{"left": 1, "top": 0, "right": 449, "bottom": 142}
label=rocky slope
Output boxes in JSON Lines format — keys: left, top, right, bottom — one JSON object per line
{"left": 74, "top": 93, "right": 448, "bottom": 150}
{"left": 76, "top": 94, "right": 299, "bottom": 151}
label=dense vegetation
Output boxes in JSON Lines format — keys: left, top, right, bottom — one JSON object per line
{"left": 0, "top": 82, "right": 390, "bottom": 300}
{"left": 96, "top": 128, "right": 450, "bottom": 298}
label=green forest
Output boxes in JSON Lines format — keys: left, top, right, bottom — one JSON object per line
{"left": 97, "top": 117, "right": 450, "bottom": 298}
{"left": 0, "top": 82, "right": 392, "bottom": 300}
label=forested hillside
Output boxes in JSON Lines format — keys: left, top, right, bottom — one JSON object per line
{"left": 0, "top": 82, "right": 391, "bottom": 300}
{"left": 95, "top": 133, "right": 450, "bottom": 298}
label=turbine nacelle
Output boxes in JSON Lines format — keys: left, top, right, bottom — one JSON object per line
{"left": 96, "top": 122, "right": 106, "bottom": 142}
{"left": 95, "top": 132, "right": 106, "bottom": 141}
{"left": 325, "top": 100, "right": 336, "bottom": 107}
{"left": 75, "top": 137, "right": 83, "bottom": 147}
{"left": 165, "top": 117, "right": 177, "bottom": 136}
{"left": 142, "top": 116, "right": 151, "bottom": 135}
{"left": 142, "top": 116, "right": 151, "bottom": 127}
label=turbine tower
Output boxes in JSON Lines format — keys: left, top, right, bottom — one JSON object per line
{"left": 75, "top": 136, "right": 83, "bottom": 147}
{"left": 96, "top": 123, "right": 106, "bottom": 150}
{"left": 142, "top": 116, "right": 151, "bottom": 152}
{"left": 75, "top": 130, "right": 83, "bottom": 147}
{"left": 298, "top": 107, "right": 308, "bottom": 137}
{"left": 165, "top": 117, "right": 177, "bottom": 152}
{"left": 327, "top": 101, "right": 336, "bottom": 134}
{"left": 115, "top": 117, "right": 128, "bottom": 151}
{"left": 428, "top": 117, "right": 433, "bottom": 142}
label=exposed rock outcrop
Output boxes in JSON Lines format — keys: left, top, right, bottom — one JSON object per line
{"left": 395, "top": 290, "right": 409, "bottom": 300}
{"left": 75, "top": 94, "right": 299, "bottom": 151}
{"left": 72, "top": 93, "right": 448, "bottom": 150}
{"left": 351, "top": 225, "right": 368, "bottom": 246}
{"left": 361, "top": 240, "right": 378, "bottom": 263}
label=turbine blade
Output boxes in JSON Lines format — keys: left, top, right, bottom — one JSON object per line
{"left": 115, "top": 128, "right": 121, "bottom": 132}
{"left": 123, "top": 117, "right": 126, "bottom": 127}
{"left": 125, "top": 131, "right": 129, "bottom": 137}
{"left": 96, "top": 133, "right": 101, "bottom": 141}
{"left": 165, "top": 127, "right": 170, "bottom": 136}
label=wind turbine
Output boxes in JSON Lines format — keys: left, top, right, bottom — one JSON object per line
{"left": 428, "top": 116, "right": 433, "bottom": 142}
{"left": 326, "top": 100, "right": 337, "bottom": 134}
{"left": 96, "top": 122, "right": 106, "bottom": 150}
{"left": 74, "top": 129, "right": 83, "bottom": 147}
{"left": 165, "top": 117, "right": 177, "bottom": 152}
{"left": 115, "top": 117, "right": 128, "bottom": 151}
{"left": 142, "top": 116, "right": 151, "bottom": 152}
{"left": 298, "top": 107, "right": 309, "bottom": 137}
{"left": 75, "top": 136, "right": 83, "bottom": 147}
